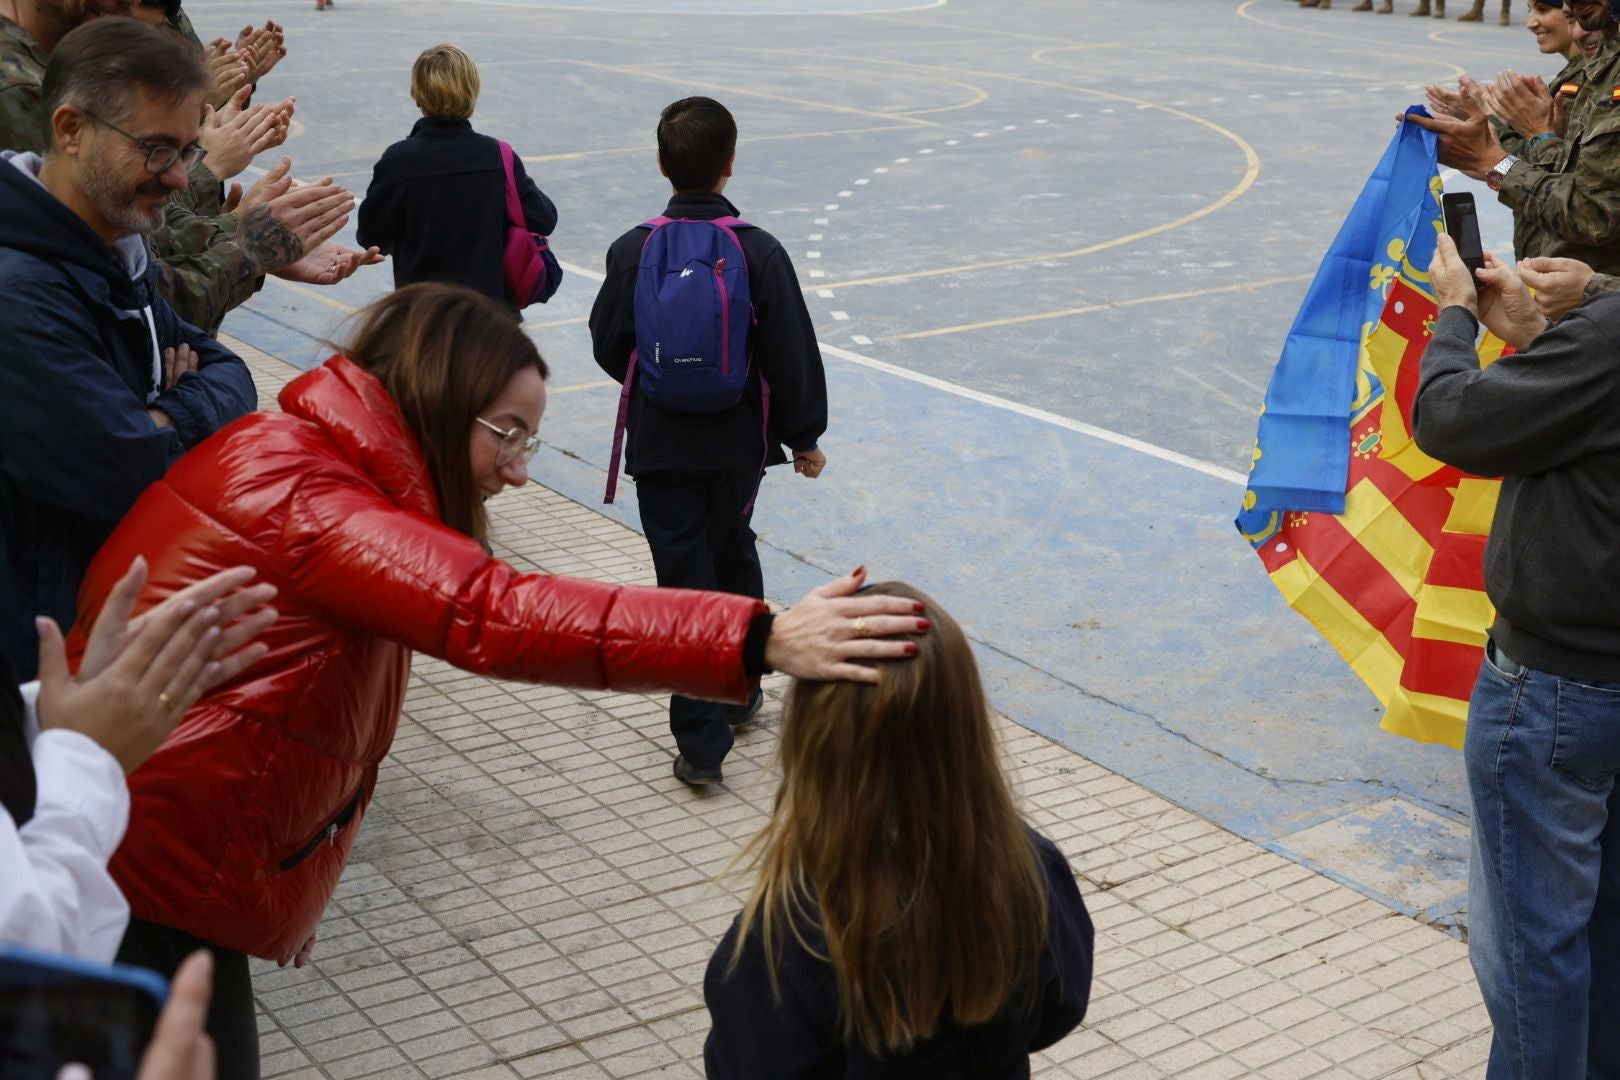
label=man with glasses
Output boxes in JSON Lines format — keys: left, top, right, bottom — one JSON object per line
{"left": 0, "top": 0, "right": 359, "bottom": 334}
{"left": 0, "top": 16, "right": 254, "bottom": 678}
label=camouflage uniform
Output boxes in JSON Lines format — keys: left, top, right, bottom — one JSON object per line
{"left": 167, "top": 10, "right": 227, "bottom": 245}
{"left": 0, "top": 14, "right": 262, "bottom": 333}
{"left": 1495, "top": 53, "right": 1587, "bottom": 260}
{"left": 1496, "top": 40, "right": 1620, "bottom": 273}
{"left": 0, "top": 15, "right": 47, "bottom": 154}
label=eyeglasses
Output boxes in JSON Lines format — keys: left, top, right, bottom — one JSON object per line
{"left": 475, "top": 416, "right": 540, "bottom": 467}
{"left": 80, "top": 109, "right": 207, "bottom": 175}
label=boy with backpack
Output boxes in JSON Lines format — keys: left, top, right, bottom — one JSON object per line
{"left": 589, "top": 96, "right": 829, "bottom": 787}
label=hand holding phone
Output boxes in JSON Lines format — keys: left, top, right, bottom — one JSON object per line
{"left": 1442, "top": 192, "right": 1487, "bottom": 281}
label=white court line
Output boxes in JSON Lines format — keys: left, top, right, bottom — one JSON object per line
{"left": 553, "top": 263, "right": 1246, "bottom": 487}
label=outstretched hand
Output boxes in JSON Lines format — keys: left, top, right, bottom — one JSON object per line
{"left": 37, "top": 559, "right": 278, "bottom": 775}
{"left": 765, "top": 567, "right": 929, "bottom": 684}
{"left": 1484, "top": 70, "right": 1554, "bottom": 141}
{"left": 274, "top": 240, "right": 384, "bottom": 285}
{"left": 1401, "top": 85, "right": 1504, "bottom": 179}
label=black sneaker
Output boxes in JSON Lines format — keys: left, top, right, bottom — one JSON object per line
{"left": 728, "top": 689, "right": 764, "bottom": 730}
{"left": 673, "top": 754, "right": 722, "bottom": 786}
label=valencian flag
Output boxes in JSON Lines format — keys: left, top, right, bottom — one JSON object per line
{"left": 1235, "top": 107, "right": 1505, "bottom": 750}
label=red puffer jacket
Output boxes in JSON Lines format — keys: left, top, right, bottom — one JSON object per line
{"left": 71, "top": 356, "right": 764, "bottom": 961}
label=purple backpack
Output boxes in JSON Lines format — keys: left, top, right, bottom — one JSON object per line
{"left": 604, "top": 216, "right": 765, "bottom": 504}
{"left": 497, "top": 140, "right": 561, "bottom": 307}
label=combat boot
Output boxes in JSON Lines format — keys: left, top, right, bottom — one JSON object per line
{"left": 1353, "top": 0, "right": 1372, "bottom": 9}
{"left": 1411, "top": 0, "right": 1431, "bottom": 14}
{"left": 1434, "top": 0, "right": 1446, "bottom": 15}
{"left": 1499, "top": 0, "right": 1511, "bottom": 20}
{"left": 1459, "top": 0, "right": 1483, "bottom": 18}
{"left": 1378, "top": 0, "right": 1393, "bottom": 10}
{"left": 1300, "top": 0, "right": 1322, "bottom": 6}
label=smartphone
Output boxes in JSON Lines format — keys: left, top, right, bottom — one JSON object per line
{"left": 0, "top": 947, "right": 168, "bottom": 1080}
{"left": 1441, "top": 192, "right": 1487, "bottom": 280}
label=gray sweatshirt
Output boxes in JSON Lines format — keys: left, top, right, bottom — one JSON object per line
{"left": 1413, "top": 299, "right": 1620, "bottom": 681}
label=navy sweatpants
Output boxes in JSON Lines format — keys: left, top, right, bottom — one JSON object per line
{"left": 635, "top": 470, "right": 764, "bottom": 769}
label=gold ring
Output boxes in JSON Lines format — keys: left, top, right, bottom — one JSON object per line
{"left": 157, "top": 691, "right": 173, "bottom": 707}
{"left": 852, "top": 617, "right": 868, "bottom": 637}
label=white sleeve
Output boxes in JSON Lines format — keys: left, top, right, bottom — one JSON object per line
{"left": 0, "top": 727, "right": 131, "bottom": 963}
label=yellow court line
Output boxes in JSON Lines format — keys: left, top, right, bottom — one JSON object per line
{"left": 1028, "top": 42, "right": 1390, "bottom": 84}
{"left": 883, "top": 275, "right": 1312, "bottom": 341}
{"left": 559, "top": 59, "right": 940, "bottom": 129}
{"left": 1233, "top": 0, "right": 1467, "bottom": 79}
{"left": 1427, "top": 27, "right": 1533, "bottom": 58}
{"left": 311, "top": 125, "right": 918, "bottom": 182}
{"left": 265, "top": 276, "right": 358, "bottom": 315}
{"left": 890, "top": 79, "right": 991, "bottom": 117}
{"left": 803, "top": 65, "right": 1262, "bottom": 290}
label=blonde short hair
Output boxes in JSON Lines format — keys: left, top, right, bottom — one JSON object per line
{"left": 411, "top": 44, "right": 479, "bottom": 121}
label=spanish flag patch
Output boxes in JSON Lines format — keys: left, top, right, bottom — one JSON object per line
{"left": 1560, "top": 81, "right": 1582, "bottom": 98}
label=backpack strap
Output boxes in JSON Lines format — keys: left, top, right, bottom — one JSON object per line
{"left": 743, "top": 373, "right": 770, "bottom": 517}
{"left": 603, "top": 352, "right": 637, "bottom": 505}
{"left": 496, "top": 141, "right": 525, "bottom": 230}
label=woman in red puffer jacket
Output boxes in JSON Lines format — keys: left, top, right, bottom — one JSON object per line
{"left": 68, "top": 283, "right": 924, "bottom": 1079}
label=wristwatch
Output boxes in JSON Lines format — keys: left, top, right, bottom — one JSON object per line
{"left": 1485, "top": 154, "right": 1520, "bottom": 192}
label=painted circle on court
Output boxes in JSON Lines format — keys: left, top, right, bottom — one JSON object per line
{"left": 467, "top": 0, "right": 943, "bottom": 12}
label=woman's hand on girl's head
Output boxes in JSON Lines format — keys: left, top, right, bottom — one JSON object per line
{"left": 766, "top": 567, "right": 930, "bottom": 684}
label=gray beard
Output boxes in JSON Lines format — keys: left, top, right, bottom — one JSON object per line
{"left": 79, "top": 153, "right": 165, "bottom": 237}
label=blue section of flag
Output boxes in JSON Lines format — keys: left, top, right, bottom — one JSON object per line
{"left": 1237, "top": 108, "right": 1439, "bottom": 534}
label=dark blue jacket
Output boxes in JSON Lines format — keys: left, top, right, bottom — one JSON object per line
{"left": 356, "top": 117, "right": 558, "bottom": 306}
{"left": 0, "top": 153, "right": 255, "bottom": 677}
{"left": 589, "top": 192, "right": 827, "bottom": 475}
{"left": 703, "top": 829, "right": 1094, "bottom": 1079}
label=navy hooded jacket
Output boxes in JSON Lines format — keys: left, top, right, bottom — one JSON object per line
{"left": 0, "top": 151, "right": 255, "bottom": 677}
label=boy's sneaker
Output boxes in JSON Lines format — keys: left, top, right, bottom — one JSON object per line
{"left": 673, "top": 754, "right": 722, "bottom": 786}
{"left": 727, "top": 689, "right": 764, "bottom": 730}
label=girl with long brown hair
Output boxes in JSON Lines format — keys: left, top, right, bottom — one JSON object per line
{"left": 704, "top": 582, "right": 1094, "bottom": 1077}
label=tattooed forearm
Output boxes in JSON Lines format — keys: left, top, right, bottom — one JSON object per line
{"left": 238, "top": 205, "right": 303, "bottom": 272}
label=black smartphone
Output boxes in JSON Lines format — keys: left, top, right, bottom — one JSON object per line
{"left": 1441, "top": 192, "right": 1487, "bottom": 280}
{"left": 0, "top": 947, "right": 168, "bottom": 1080}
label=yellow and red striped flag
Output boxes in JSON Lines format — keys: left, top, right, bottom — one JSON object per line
{"left": 1237, "top": 112, "right": 1503, "bottom": 749}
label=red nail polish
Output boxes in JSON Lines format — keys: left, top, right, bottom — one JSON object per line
{"left": 916, "top": 619, "right": 932, "bottom": 631}
{"left": 904, "top": 642, "right": 919, "bottom": 655}
{"left": 913, "top": 602, "right": 926, "bottom": 614}
{"left": 853, "top": 565, "right": 866, "bottom": 578}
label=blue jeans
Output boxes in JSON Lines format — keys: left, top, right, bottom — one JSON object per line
{"left": 1465, "top": 639, "right": 1620, "bottom": 1080}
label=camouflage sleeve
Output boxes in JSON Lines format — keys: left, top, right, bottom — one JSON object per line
{"left": 173, "top": 159, "right": 226, "bottom": 217}
{"left": 1583, "top": 271, "right": 1620, "bottom": 299}
{"left": 0, "top": 82, "right": 44, "bottom": 154}
{"left": 149, "top": 214, "right": 262, "bottom": 335}
{"left": 1497, "top": 116, "right": 1620, "bottom": 249}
